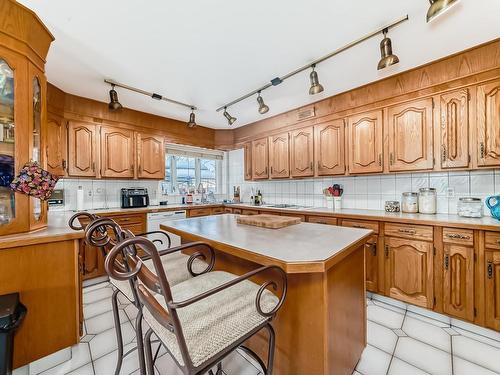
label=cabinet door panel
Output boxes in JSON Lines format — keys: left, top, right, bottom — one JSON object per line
{"left": 443, "top": 244, "right": 474, "bottom": 321}
{"left": 252, "top": 138, "right": 269, "bottom": 179}
{"left": 387, "top": 98, "right": 434, "bottom": 172}
{"left": 385, "top": 237, "right": 433, "bottom": 308}
{"left": 244, "top": 143, "right": 252, "bottom": 181}
{"left": 365, "top": 235, "right": 378, "bottom": 293}
{"left": 269, "top": 133, "right": 289, "bottom": 178}
{"left": 314, "top": 120, "right": 345, "bottom": 176}
{"left": 439, "top": 89, "right": 469, "bottom": 169}
{"left": 67, "top": 122, "right": 97, "bottom": 177}
{"left": 46, "top": 114, "right": 66, "bottom": 176}
{"left": 477, "top": 80, "right": 500, "bottom": 167}
{"left": 137, "top": 133, "right": 164, "bottom": 179}
{"left": 347, "top": 110, "right": 383, "bottom": 174}
{"left": 290, "top": 127, "right": 314, "bottom": 177}
{"left": 101, "top": 126, "right": 134, "bottom": 178}
{"left": 485, "top": 250, "right": 500, "bottom": 331}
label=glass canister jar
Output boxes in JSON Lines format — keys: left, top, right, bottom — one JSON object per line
{"left": 457, "top": 197, "right": 483, "bottom": 218}
{"left": 401, "top": 192, "right": 419, "bottom": 213}
{"left": 418, "top": 188, "right": 437, "bottom": 214}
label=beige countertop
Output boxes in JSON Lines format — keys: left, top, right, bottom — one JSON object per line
{"left": 160, "top": 214, "right": 372, "bottom": 271}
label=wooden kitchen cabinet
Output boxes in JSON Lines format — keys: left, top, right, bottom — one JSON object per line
{"left": 252, "top": 138, "right": 269, "bottom": 179}
{"left": 244, "top": 142, "right": 252, "bottom": 181}
{"left": 347, "top": 110, "right": 383, "bottom": 174}
{"left": 314, "top": 119, "right": 345, "bottom": 176}
{"left": 269, "top": 132, "right": 289, "bottom": 178}
{"left": 290, "top": 127, "right": 314, "bottom": 177}
{"left": 100, "top": 126, "right": 135, "bottom": 178}
{"left": 438, "top": 89, "right": 470, "bottom": 169}
{"left": 46, "top": 113, "right": 67, "bottom": 176}
{"left": 67, "top": 121, "right": 98, "bottom": 177}
{"left": 137, "top": 133, "right": 165, "bottom": 179}
{"left": 365, "top": 235, "right": 379, "bottom": 293}
{"left": 386, "top": 98, "right": 434, "bottom": 172}
{"left": 477, "top": 79, "right": 500, "bottom": 167}
{"left": 384, "top": 236, "right": 434, "bottom": 308}
{"left": 485, "top": 250, "right": 500, "bottom": 330}
{"left": 187, "top": 208, "right": 212, "bottom": 217}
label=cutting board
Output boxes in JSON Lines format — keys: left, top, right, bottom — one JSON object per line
{"left": 237, "top": 214, "right": 301, "bottom": 229}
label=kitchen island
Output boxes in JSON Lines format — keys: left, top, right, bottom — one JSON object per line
{"left": 161, "top": 214, "right": 372, "bottom": 375}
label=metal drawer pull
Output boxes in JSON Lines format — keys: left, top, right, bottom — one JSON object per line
{"left": 444, "top": 254, "right": 449, "bottom": 270}
{"left": 398, "top": 228, "right": 416, "bottom": 235}
{"left": 496, "top": 240, "right": 500, "bottom": 244}
{"left": 446, "top": 233, "right": 471, "bottom": 240}
{"left": 384, "top": 245, "right": 389, "bottom": 258}
{"left": 487, "top": 261, "right": 493, "bottom": 279}
{"left": 353, "top": 224, "right": 366, "bottom": 229}
{"left": 366, "top": 243, "right": 377, "bottom": 256}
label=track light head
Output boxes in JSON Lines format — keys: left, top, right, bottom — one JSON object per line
{"left": 108, "top": 84, "right": 123, "bottom": 111}
{"left": 309, "top": 65, "right": 324, "bottom": 95}
{"left": 187, "top": 108, "right": 196, "bottom": 128}
{"left": 257, "top": 93, "right": 269, "bottom": 114}
{"left": 377, "top": 29, "right": 399, "bottom": 70}
{"left": 223, "top": 108, "right": 236, "bottom": 125}
{"left": 427, "top": 0, "right": 459, "bottom": 23}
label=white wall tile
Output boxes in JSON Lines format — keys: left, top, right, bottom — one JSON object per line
{"left": 471, "top": 173, "right": 495, "bottom": 195}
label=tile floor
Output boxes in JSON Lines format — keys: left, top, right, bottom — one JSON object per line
{"left": 14, "top": 281, "right": 500, "bottom": 375}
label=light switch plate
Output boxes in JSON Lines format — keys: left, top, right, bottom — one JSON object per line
{"left": 446, "top": 187, "right": 455, "bottom": 197}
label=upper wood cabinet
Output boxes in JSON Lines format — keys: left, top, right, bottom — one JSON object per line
{"left": 100, "top": 126, "right": 134, "bottom": 178}
{"left": 387, "top": 98, "right": 434, "bottom": 172}
{"left": 347, "top": 110, "right": 383, "bottom": 174}
{"left": 485, "top": 249, "right": 500, "bottom": 331}
{"left": 385, "top": 236, "right": 434, "bottom": 308}
{"left": 244, "top": 142, "right": 252, "bottom": 181}
{"left": 438, "top": 89, "right": 470, "bottom": 169}
{"left": 46, "top": 113, "right": 67, "bottom": 176}
{"left": 269, "top": 132, "right": 289, "bottom": 179}
{"left": 477, "top": 80, "right": 500, "bottom": 167}
{"left": 67, "top": 121, "right": 98, "bottom": 177}
{"left": 290, "top": 127, "right": 314, "bottom": 177}
{"left": 136, "top": 133, "right": 164, "bottom": 179}
{"left": 314, "top": 120, "right": 345, "bottom": 176}
{"left": 252, "top": 138, "right": 269, "bottom": 179}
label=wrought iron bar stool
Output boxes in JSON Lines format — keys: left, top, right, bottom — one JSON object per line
{"left": 69, "top": 213, "right": 214, "bottom": 375}
{"left": 106, "top": 234, "right": 287, "bottom": 375}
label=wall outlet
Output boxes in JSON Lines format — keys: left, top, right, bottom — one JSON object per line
{"left": 446, "top": 187, "right": 455, "bottom": 198}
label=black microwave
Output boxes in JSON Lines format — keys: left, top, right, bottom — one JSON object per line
{"left": 121, "top": 188, "right": 149, "bottom": 208}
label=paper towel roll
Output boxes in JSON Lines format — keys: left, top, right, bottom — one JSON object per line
{"left": 76, "top": 186, "right": 84, "bottom": 211}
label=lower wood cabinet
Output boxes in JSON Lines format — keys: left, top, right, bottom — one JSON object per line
{"left": 365, "top": 235, "right": 379, "bottom": 293}
{"left": 384, "top": 236, "right": 434, "bottom": 308}
{"left": 485, "top": 249, "right": 500, "bottom": 331}
{"left": 187, "top": 208, "right": 212, "bottom": 217}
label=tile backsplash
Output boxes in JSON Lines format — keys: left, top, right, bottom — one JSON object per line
{"left": 227, "top": 149, "right": 500, "bottom": 216}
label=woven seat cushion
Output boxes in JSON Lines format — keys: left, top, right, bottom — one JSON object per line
{"left": 110, "top": 252, "right": 206, "bottom": 302}
{"left": 143, "top": 271, "right": 279, "bottom": 367}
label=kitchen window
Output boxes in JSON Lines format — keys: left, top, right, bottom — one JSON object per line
{"left": 163, "top": 145, "right": 224, "bottom": 195}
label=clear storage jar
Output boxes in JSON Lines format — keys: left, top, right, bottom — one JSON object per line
{"left": 401, "top": 192, "right": 419, "bottom": 213}
{"left": 418, "top": 188, "right": 437, "bottom": 214}
{"left": 457, "top": 197, "right": 483, "bottom": 218}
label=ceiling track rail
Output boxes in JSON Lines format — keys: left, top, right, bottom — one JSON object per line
{"left": 215, "top": 14, "right": 409, "bottom": 112}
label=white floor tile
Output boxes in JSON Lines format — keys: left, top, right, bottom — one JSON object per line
{"left": 83, "top": 287, "right": 114, "bottom": 305}
{"left": 89, "top": 321, "right": 136, "bottom": 360}
{"left": 83, "top": 282, "right": 110, "bottom": 294}
{"left": 453, "top": 327, "right": 500, "bottom": 349}
{"left": 367, "top": 304, "right": 405, "bottom": 329}
{"left": 452, "top": 335, "right": 500, "bottom": 373}
{"left": 235, "top": 348, "right": 264, "bottom": 372}
{"left": 394, "top": 337, "right": 452, "bottom": 375}
{"left": 38, "top": 344, "right": 91, "bottom": 375}
{"left": 12, "top": 365, "right": 29, "bottom": 375}
{"left": 154, "top": 353, "right": 183, "bottom": 375}
{"left": 221, "top": 350, "right": 261, "bottom": 375}
{"left": 387, "top": 357, "right": 429, "bottom": 375}
{"left": 453, "top": 356, "right": 499, "bottom": 375}
{"left": 93, "top": 343, "right": 139, "bottom": 375}
{"left": 124, "top": 304, "right": 139, "bottom": 322}
{"left": 85, "top": 309, "right": 129, "bottom": 335}
{"left": 66, "top": 363, "right": 95, "bottom": 375}
{"left": 402, "top": 315, "right": 452, "bottom": 352}
{"left": 406, "top": 309, "right": 450, "bottom": 327}
{"left": 83, "top": 299, "right": 113, "bottom": 320}
{"left": 355, "top": 345, "right": 392, "bottom": 375}
{"left": 29, "top": 347, "right": 71, "bottom": 375}
{"left": 367, "top": 320, "right": 398, "bottom": 354}
{"left": 371, "top": 295, "right": 407, "bottom": 312}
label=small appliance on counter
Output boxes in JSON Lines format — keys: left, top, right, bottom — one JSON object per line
{"left": 486, "top": 196, "right": 500, "bottom": 220}
{"left": 48, "top": 189, "right": 64, "bottom": 207}
{"left": 121, "top": 188, "right": 149, "bottom": 208}
{"left": 233, "top": 186, "right": 240, "bottom": 203}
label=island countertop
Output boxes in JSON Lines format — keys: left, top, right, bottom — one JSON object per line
{"left": 161, "top": 214, "right": 372, "bottom": 273}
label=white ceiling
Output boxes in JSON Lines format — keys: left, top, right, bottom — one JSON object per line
{"left": 18, "top": 0, "right": 500, "bottom": 129}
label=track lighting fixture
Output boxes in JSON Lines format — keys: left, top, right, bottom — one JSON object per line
{"left": 257, "top": 92, "right": 269, "bottom": 114}
{"left": 308, "top": 65, "right": 324, "bottom": 95}
{"left": 377, "top": 29, "right": 400, "bottom": 70}
{"left": 223, "top": 107, "right": 236, "bottom": 126}
{"left": 426, "top": 0, "right": 459, "bottom": 23}
{"left": 108, "top": 84, "right": 123, "bottom": 111}
{"left": 187, "top": 108, "right": 196, "bottom": 128}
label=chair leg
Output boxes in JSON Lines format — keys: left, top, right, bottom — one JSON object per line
{"left": 265, "top": 323, "right": 276, "bottom": 375}
{"left": 111, "top": 289, "right": 124, "bottom": 375}
{"left": 135, "top": 309, "right": 147, "bottom": 375}
{"left": 144, "top": 328, "right": 156, "bottom": 375}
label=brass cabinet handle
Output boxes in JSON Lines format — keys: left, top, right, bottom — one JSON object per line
{"left": 265, "top": 166, "right": 268, "bottom": 175}
{"left": 62, "top": 159, "right": 67, "bottom": 170}
{"left": 389, "top": 153, "right": 394, "bottom": 165}
{"left": 317, "top": 161, "right": 321, "bottom": 169}
{"left": 444, "top": 254, "right": 450, "bottom": 270}
{"left": 495, "top": 239, "right": 500, "bottom": 244}
{"left": 480, "top": 142, "right": 485, "bottom": 159}
{"left": 487, "top": 261, "right": 493, "bottom": 279}
{"left": 310, "top": 161, "right": 313, "bottom": 171}
{"left": 271, "top": 166, "right": 273, "bottom": 174}
{"left": 441, "top": 146, "right": 447, "bottom": 162}
{"left": 353, "top": 224, "right": 366, "bottom": 229}
{"left": 384, "top": 244, "right": 389, "bottom": 258}
{"left": 398, "top": 228, "right": 416, "bottom": 235}
{"left": 92, "top": 162, "right": 95, "bottom": 172}
{"left": 446, "top": 233, "right": 471, "bottom": 240}
{"left": 378, "top": 154, "right": 382, "bottom": 166}
{"left": 366, "top": 243, "right": 377, "bottom": 256}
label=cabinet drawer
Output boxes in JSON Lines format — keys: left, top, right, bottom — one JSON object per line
{"left": 341, "top": 219, "right": 379, "bottom": 234}
{"left": 111, "top": 214, "right": 145, "bottom": 226}
{"left": 385, "top": 223, "right": 433, "bottom": 241}
{"left": 232, "top": 209, "right": 242, "bottom": 215}
{"left": 485, "top": 232, "right": 500, "bottom": 250}
{"left": 188, "top": 208, "right": 212, "bottom": 217}
{"left": 282, "top": 213, "right": 306, "bottom": 222}
{"left": 443, "top": 228, "right": 474, "bottom": 246}
{"left": 307, "top": 216, "right": 338, "bottom": 226}
{"left": 241, "top": 209, "right": 259, "bottom": 215}
{"left": 121, "top": 223, "right": 145, "bottom": 235}
{"left": 224, "top": 208, "right": 233, "bottom": 213}
{"left": 211, "top": 207, "right": 225, "bottom": 215}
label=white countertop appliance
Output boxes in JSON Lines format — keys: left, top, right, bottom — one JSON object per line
{"left": 147, "top": 210, "right": 186, "bottom": 247}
